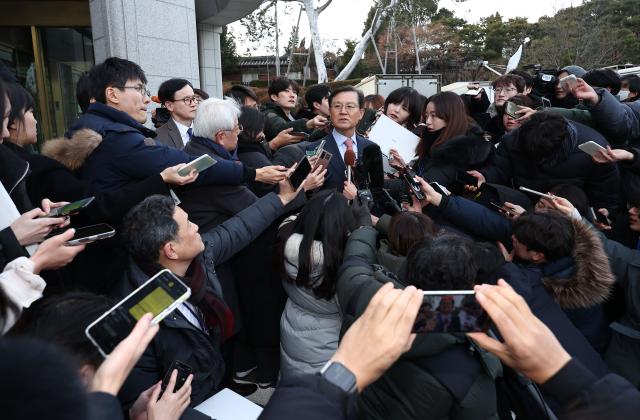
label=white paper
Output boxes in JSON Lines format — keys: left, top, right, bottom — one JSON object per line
{"left": 194, "top": 388, "right": 263, "bottom": 420}
{"left": 367, "top": 114, "right": 420, "bottom": 164}
{"left": 0, "top": 184, "right": 37, "bottom": 255}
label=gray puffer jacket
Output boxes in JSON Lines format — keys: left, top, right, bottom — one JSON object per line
{"left": 279, "top": 233, "right": 341, "bottom": 379}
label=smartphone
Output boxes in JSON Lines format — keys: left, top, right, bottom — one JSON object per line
{"left": 429, "top": 182, "right": 451, "bottom": 196}
{"left": 313, "top": 149, "right": 333, "bottom": 172}
{"left": 412, "top": 291, "right": 490, "bottom": 333}
{"left": 455, "top": 171, "right": 478, "bottom": 188}
{"left": 519, "top": 186, "right": 555, "bottom": 200}
{"left": 159, "top": 360, "right": 193, "bottom": 399}
{"left": 504, "top": 101, "right": 521, "bottom": 119}
{"left": 402, "top": 170, "right": 425, "bottom": 201}
{"left": 85, "top": 269, "right": 191, "bottom": 357}
{"left": 47, "top": 197, "right": 95, "bottom": 217}
{"left": 559, "top": 74, "right": 577, "bottom": 90}
{"left": 65, "top": 223, "right": 116, "bottom": 246}
{"left": 289, "top": 131, "right": 310, "bottom": 140}
{"left": 178, "top": 155, "right": 217, "bottom": 176}
{"left": 541, "top": 97, "right": 552, "bottom": 108}
{"left": 288, "top": 156, "right": 312, "bottom": 189}
{"left": 590, "top": 207, "right": 611, "bottom": 226}
{"left": 577, "top": 141, "right": 606, "bottom": 157}
{"left": 490, "top": 201, "right": 521, "bottom": 217}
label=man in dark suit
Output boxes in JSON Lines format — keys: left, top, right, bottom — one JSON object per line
{"left": 306, "top": 86, "right": 375, "bottom": 192}
{"left": 154, "top": 78, "right": 198, "bottom": 149}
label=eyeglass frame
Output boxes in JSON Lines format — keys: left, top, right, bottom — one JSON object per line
{"left": 217, "top": 124, "right": 243, "bottom": 135}
{"left": 170, "top": 96, "right": 201, "bottom": 106}
{"left": 330, "top": 102, "right": 361, "bottom": 112}
{"left": 494, "top": 87, "right": 518, "bottom": 94}
{"left": 114, "top": 84, "right": 151, "bottom": 97}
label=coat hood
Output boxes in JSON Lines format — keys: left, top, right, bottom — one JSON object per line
{"left": 41, "top": 128, "right": 103, "bottom": 171}
{"left": 542, "top": 219, "right": 615, "bottom": 309}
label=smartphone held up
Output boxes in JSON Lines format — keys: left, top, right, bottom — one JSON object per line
{"left": 412, "top": 291, "right": 490, "bottom": 334}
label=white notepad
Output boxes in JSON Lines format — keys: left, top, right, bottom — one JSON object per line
{"left": 367, "top": 114, "right": 420, "bottom": 164}
{"left": 194, "top": 388, "right": 263, "bottom": 420}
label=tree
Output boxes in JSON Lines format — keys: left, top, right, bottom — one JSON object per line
{"left": 221, "top": 26, "right": 239, "bottom": 76}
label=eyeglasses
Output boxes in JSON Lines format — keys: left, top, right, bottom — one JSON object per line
{"left": 115, "top": 84, "right": 151, "bottom": 97}
{"left": 331, "top": 103, "right": 360, "bottom": 112}
{"left": 218, "top": 124, "right": 243, "bottom": 134}
{"left": 494, "top": 87, "right": 517, "bottom": 94}
{"left": 172, "top": 96, "right": 201, "bottom": 106}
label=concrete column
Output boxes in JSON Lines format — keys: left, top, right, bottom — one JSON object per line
{"left": 197, "top": 23, "right": 223, "bottom": 98}
{"left": 89, "top": 0, "right": 201, "bottom": 101}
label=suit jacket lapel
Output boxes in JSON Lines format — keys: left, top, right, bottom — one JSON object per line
{"left": 326, "top": 133, "right": 346, "bottom": 176}
{"left": 169, "top": 119, "right": 183, "bottom": 149}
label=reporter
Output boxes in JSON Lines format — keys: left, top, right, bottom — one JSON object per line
{"left": 1, "top": 229, "right": 85, "bottom": 334}
{"left": 259, "top": 283, "right": 423, "bottom": 420}
{"left": 469, "top": 280, "right": 640, "bottom": 420}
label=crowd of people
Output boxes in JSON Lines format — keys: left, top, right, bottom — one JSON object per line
{"left": 1, "top": 56, "right": 640, "bottom": 420}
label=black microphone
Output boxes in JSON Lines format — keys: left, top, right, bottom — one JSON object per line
{"left": 361, "top": 143, "right": 385, "bottom": 190}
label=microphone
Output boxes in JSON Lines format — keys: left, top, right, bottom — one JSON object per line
{"left": 361, "top": 143, "right": 385, "bottom": 190}
{"left": 344, "top": 149, "right": 356, "bottom": 184}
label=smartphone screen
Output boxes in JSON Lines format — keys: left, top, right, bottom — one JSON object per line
{"left": 412, "top": 291, "right": 490, "bottom": 333}
{"left": 49, "top": 197, "right": 95, "bottom": 217}
{"left": 289, "top": 157, "right": 312, "bottom": 189}
{"left": 456, "top": 171, "right": 478, "bottom": 187}
{"left": 160, "top": 360, "right": 192, "bottom": 398}
{"left": 86, "top": 270, "right": 191, "bottom": 356}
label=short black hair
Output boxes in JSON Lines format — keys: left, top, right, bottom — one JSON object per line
{"left": 512, "top": 212, "right": 574, "bottom": 261}
{"left": 158, "top": 78, "right": 193, "bottom": 105}
{"left": 383, "top": 87, "right": 424, "bottom": 128}
{"left": 328, "top": 85, "right": 365, "bottom": 108}
{"left": 238, "top": 105, "right": 266, "bottom": 144}
{"left": 508, "top": 70, "right": 535, "bottom": 89}
{"left": 492, "top": 74, "right": 526, "bottom": 92}
{"left": 6, "top": 83, "right": 34, "bottom": 128}
{"left": 193, "top": 88, "right": 209, "bottom": 100}
{"left": 304, "top": 84, "right": 331, "bottom": 111}
{"left": 583, "top": 68, "right": 621, "bottom": 96}
{"left": 122, "top": 195, "right": 179, "bottom": 265}
{"left": 15, "top": 292, "right": 115, "bottom": 368}
{"left": 268, "top": 77, "right": 299, "bottom": 97}
{"left": 405, "top": 234, "right": 479, "bottom": 290}
{"left": 75, "top": 72, "right": 92, "bottom": 113}
{"left": 88, "top": 57, "right": 147, "bottom": 104}
{"left": 0, "top": 338, "right": 89, "bottom": 420}
{"left": 226, "top": 84, "right": 258, "bottom": 105}
{"left": 626, "top": 76, "right": 640, "bottom": 96}
{"left": 518, "top": 112, "right": 569, "bottom": 162}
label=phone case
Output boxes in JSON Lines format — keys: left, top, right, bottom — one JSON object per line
{"left": 577, "top": 142, "right": 606, "bottom": 157}
{"left": 178, "top": 155, "right": 217, "bottom": 176}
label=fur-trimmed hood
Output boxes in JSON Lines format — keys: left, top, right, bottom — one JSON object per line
{"left": 541, "top": 218, "right": 615, "bottom": 309}
{"left": 41, "top": 128, "right": 103, "bottom": 171}
{"left": 42, "top": 128, "right": 156, "bottom": 171}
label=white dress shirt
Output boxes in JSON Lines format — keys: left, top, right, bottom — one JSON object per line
{"left": 174, "top": 119, "right": 193, "bottom": 146}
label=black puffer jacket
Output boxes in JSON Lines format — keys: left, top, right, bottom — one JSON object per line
{"left": 414, "top": 126, "right": 493, "bottom": 193}
{"left": 481, "top": 120, "right": 620, "bottom": 210}
{"left": 262, "top": 102, "right": 310, "bottom": 142}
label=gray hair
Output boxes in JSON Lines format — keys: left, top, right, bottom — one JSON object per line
{"left": 192, "top": 97, "right": 241, "bottom": 139}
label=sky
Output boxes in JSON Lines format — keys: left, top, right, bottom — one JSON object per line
{"left": 229, "top": 0, "right": 585, "bottom": 56}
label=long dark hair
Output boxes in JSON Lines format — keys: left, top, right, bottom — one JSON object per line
{"left": 238, "top": 105, "right": 266, "bottom": 144}
{"left": 417, "top": 91, "right": 475, "bottom": 157}
{"left": 279, "top": 190, "right": 356, "bottom": 299}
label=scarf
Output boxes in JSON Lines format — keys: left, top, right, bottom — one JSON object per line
{"left": 139, "top": 260, "right": 235, "bottom": 341}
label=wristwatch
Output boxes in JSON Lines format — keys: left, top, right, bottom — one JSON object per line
{"left": 320, "top": 360, "right": 357, "bottom": 394}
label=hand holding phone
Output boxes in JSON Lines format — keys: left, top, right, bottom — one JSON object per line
{"left": 519, "top": 186, "right": 555, "bottom": 200}
{"left": 456, "top": 170, "right": 478, "bottom": 188}
{"left": 288, "top": 156, "right": 312, "bottom": 189}
{"left": 46, "top": 197, "right": 95, "bottom": 217}
{"left": 577, "top": 141, "right": 607, "bottom": 157}
{"left": 559, "top": 74, "right": 577, "bottom": 91}
{"left": 178, "top": 155, "right": 217, "bottom": 176}
{"left": 86, "top": 270, "right": 191, "bottom": 357}
{"left": 159, "top": 360, "right": 193, "bottom": 399}
{"left": 65, "top": 223, "right": 116, "bottom": 246}
{"left": 412, "top": 291, "right": 490, "bottom": 333}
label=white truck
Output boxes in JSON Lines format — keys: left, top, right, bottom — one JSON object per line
{"left": 354, "top": 74, "right": 441, "bottom": 98}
